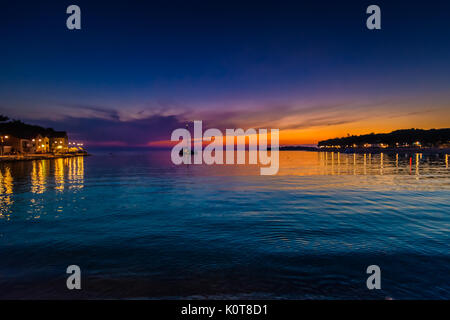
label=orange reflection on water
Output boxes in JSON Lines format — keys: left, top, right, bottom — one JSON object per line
{"left": 68, "top": 157, "right": 84, "bottom": 189}
{"left": 279, "top": 151, "right": 439, "bottom": 177}
{"left": 0, "top": 167, "right": 13, "bottom": 219}
{"left": 31, "top": 160, "right": 47, "bottom": 194}
{"left": 28, "top": 157, "right": 85, "bottom": 194}
{"left": 55, "top": 158, "right": 65, "bottom": 192}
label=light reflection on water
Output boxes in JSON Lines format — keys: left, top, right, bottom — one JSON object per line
{"left": 283, "top": 151, "right": 446, "bottom": 177}
{"left": 0, "top": 151, "right": 449, "bottom": 299}
{"left": 1, "top": 152, "right": 448, "bottom": 201}
{"left": 0, "top": 167, "right": 13, "bottom": 219}
{"left": 0, "top": 157, "right": 85, "bottom": 220}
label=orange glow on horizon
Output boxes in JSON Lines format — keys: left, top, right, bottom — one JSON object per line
{"left": 148, "top": 121, "right": 449, "bottom": 148}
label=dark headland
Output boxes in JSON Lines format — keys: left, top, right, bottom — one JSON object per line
{"left": 281, "top": 128, "right": 450, "bottom": 154}
{"left": 0, "top": 115, "right": 89, "bottom": 162}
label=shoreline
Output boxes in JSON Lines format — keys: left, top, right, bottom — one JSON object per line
{"left": 280, "top": 146, "right": 450, "bottom": 155}
{"left": 0, "top": 153, "right": 91, "bottom": 163}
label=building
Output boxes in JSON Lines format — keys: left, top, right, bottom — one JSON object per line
{"left": 33, "top": 134, "right": 50, "bottom": 153}
{"left": 0, "top": 120, "right": 73, "bottom": 155}
{"left": 19, "top": 138, "right": 35, "bottom": 153}
{"left": 50, "top": 131, "right": 69, "bottom": 153}
{"left": 0, "top": 134, "right": 11, "bottom": 155}
{"left": 0, "top": 136, "right": 35, "bottom": 155}
{"left": 1, "top": 132, "right": 70, "bottom": 154}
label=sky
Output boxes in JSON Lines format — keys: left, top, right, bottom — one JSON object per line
{"left": 0, "top": 0, "right": 449, "bottom": 147}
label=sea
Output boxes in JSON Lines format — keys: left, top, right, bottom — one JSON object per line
{"left": 0, "top": 150, "right": 449, "bottom": 299}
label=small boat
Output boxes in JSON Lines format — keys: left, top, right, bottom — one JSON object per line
{"left": 179, "top": 148, "right": 195, "bottom": 156}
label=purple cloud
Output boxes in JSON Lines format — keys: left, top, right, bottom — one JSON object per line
{"left": 35, "top": 114, "right": 185, "bottom": 147}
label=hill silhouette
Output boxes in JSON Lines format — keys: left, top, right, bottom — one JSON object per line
{"left": 318, "top": 128, "right": 450, "bottom": 148}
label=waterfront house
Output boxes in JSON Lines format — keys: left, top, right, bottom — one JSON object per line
{"left": 1, "top": 133, "right": 69, "bottom": 154}
{"left": 19, "top": 138, "right": 35, "bottom": 153}
{"left": 0, "top": 135, "right": 35, "bottom": 155}
{"left": 34, "top": 134, "right": 50, "bottom": 153}
{"left": 50, "top": 131, "right": 69, "bottom": 153}
{"left": 0, "top": 119, "right": 73, "bottom": 155}
{"left": 0, "top": 134, "right": 11, "bottom": 155}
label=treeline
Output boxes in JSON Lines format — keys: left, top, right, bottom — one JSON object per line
{"left": 318, "top": 128, "right": 450, "bottom": 148}
{"left": 0, "top": 115, "right": 63, "bottom": 139}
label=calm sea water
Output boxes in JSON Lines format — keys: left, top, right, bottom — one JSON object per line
{"left": 0, "top": 151, "right": 449, "bottom": 299}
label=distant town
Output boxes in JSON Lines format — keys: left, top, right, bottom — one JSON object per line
{"left": 318, "top": 128, "right": 450, "bottom": 148}
{"left": 282, "top": 128, "right": 450, "bottom": 154}
{"left": 0, "top": 115, "right": 87, "bottom": 161}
